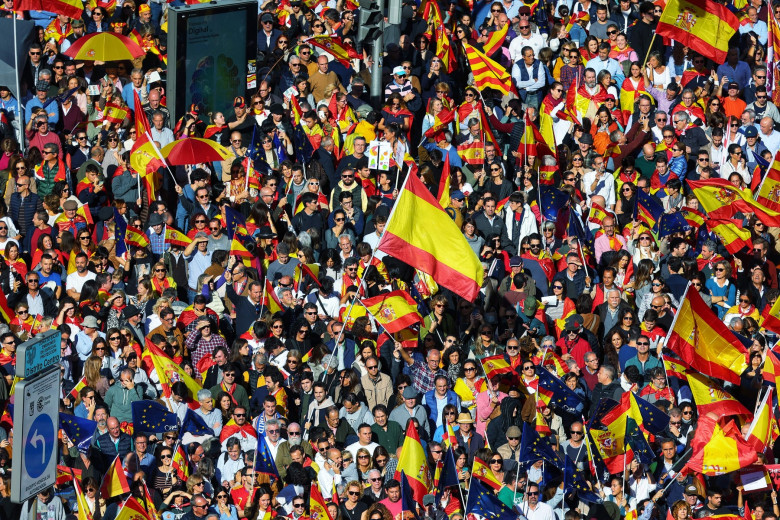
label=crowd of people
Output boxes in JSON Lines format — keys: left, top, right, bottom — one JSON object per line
{"left": 0, "top": 0, "right": 778, "bottom": 519}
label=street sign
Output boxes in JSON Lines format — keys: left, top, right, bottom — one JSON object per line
{"left": 16, "top": 330, "right": 61, "bottom": 379}
{"left": 11, "top": 367, "right": 59, "bottom": 503}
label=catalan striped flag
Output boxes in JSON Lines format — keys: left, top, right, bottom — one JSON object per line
{"left": 482, "top": 23, "right": 508, "bottom": 57}
{"left": 463, "top": 42, "right": 514, "bottom": 96}
{"left": 125, "top": 226, "right": 150, "bottom": 248}
{"left": 165, "top": 228, "right": 192, "bottom": 247}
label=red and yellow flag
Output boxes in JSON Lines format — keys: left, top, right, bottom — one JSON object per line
{"left": 762, "top": 298, "right": 780, "bottom": 336}
{"left": 361, "top": 290, "right": 423, "bottom": 333}
{"left": 115, "top": 495, "right": 151, "bottom": 520}
{"left": 304, "top": 35, "right": 360, "bottom": 67}
{"left": 472, "top": 457, "right": 503, "bottom": 490}
{"left": 165, "top": 228, "right": 192, "bottom": 247}
{"left": 481, "top": 354, "right": 512, "bottom": 380}
{"left": 100, "top": 455, "right": 131, "bottom": 499}
{"left": 141, "top": 339, "right": 203, "bottom": 407}
{"left": 125, "top": 226, "right": 150, "bottom": 248}
{"left": 424, "top": 107, "right": 456, "bottom": 139}
{"left": 685, "top": 414, "right": 757, "bottom": 475}
{"left": 756, "top": 149, "right": 780, "bottom": 213}
{"left": 689, "top": 178, "right": 780, "bottom": 227}
{"left": 457, "top": 140, "right": 485, "bottom": 166}
{"left": 262, "top": 279, "right": 283, "bottom": 315}
{"left": 0, "top": 289, "right": 15, "bottom": 324}
{"left": 656, "top": 0, "right": 739, "bottom": 62}
{"left": 393, "top": 420, "right": 432, "bottom": 505}
{"left": 378, "top": 172, "right": 483, "bottom": 300}
{"left": 437, "top": 154, "right": 451, "bottom": 208}
{"left": 102, "top": 103, "right": 130, "bottom": 124}
{"left": 686, "top": 371, "right": 751, "bottom": 419}
{"left": 463, "top": 42, "right": 514, "bottom": 96}
{"left": 230, "top": 238, "right": 252, "bottom": 267}
{"left": 482, "top": 23, "right": 507, "bottom": 57}
{"left": 667, "top": 287, "right": 748, "bottom": 385}
{"left": 706, "top": 219, "right": 752, "bottom": 254}
{"left": 745, "top": 387, "right": 780, "bottom": 452}
{"left": 310, "top": 482, "right": 333, "bottom": 520}
{"left": 16, "top": 0, "right": 82, "bottom": 19}
{"left": 74, "top": 479, "right": 93, "bottom": 520}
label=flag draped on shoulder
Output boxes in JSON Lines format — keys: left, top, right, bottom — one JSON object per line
{"left": 656, "top": 0, "right": 738, "bottom": 62}
{"left": 667, "top": 286, "right": 748, "bottom": 385}
{"left": 378, "top": 173, "right": 483, "bottom": 301}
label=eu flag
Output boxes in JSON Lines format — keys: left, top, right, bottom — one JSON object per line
{"left": 657, "top": 211, "right": 689, "bottom": 238}
{"left": 518, "top": 422, "right": 559, "bottom": 468}
{"left": 224, "top": 205, "right": 247, "bottom": 240}
{"left": 273, "top": 132, "right": 287, "bottom": 164}
{"left": 567, "top": 209, "right": 593, "bottom": 250}
{"left": 254, "top": 433, "right": 280, "bottom": 479}
{"left": 60, "top": 413, "right": 98, "bottom": 454}
{"left": 587, "top": 398, "right": 619, "bottom": 430}
{"left": 293, "top": 124, "right": 313, "bottom": 165}
{"left": 562, "top": 455, "right": 602, "bottom": 504}
{"left": 538, "top": 185, "right": 569, "bottom": 221}
{"left": 400, "top": 471, "right": 421, "bottom": 518}
{"left": 131, "top": 400, "right": 178, "bottom": 434}
{"left": 634, "top": 188, "right": 664, "bottom": 230}
{"left": 114, "top": 207, "right": 127, "bottom": 258}
{"left": 465, "top": 480, "right": 517, "bottom": 520}
{"left": 180, "top": 408, "right": 214, "bottom": 437}
{"left": 436, "top": 447, "right": 460, "bottom": 496}
{"left": 537, "top": 367, "right": 584, "bottom": 413}
{"left": 630, "top": 392, "right": 670, "bottom": 435}
{"left": 626, "top": 419, "right": 655, "bottom": 466}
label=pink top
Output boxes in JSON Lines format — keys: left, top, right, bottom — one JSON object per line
{"left": 475, "top": 388, "right": 507, "bottom": 438}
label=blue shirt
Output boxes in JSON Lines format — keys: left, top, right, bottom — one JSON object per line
{"left": 25, "top": 96, "right": 59, "bottom": 125}
{"left": 121, "top": 84, "right": 147, "bottom": 113}
{"left": 187, "top": 249, "right": 212, "bottom": 290}
{"left": 740, "top": 20, "right": 768, "bottom": 46}
{"left": 0, "top": 97, "right": 19, "bottom": 123}
{"left": 716, "top": 60, "right": 752, "bottom": 90}
{"left": 147, "top": 226, "right": 169, "bottom": 255}
{"left": 585, "top": 56, "right": 625, "bottom": 87}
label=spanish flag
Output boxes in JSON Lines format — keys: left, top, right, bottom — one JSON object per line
{"left": 463, "top": 42, "right": 514, "bottom": 96}
{"left": 310, "top": 482, "right": 333, "bottom": 520}
{"left": 58, "top": 465, "right": 83, "bottom": 486}
{"left": 656, "top": 0, "right": 738, "bottom": 63}
{"left": 165, "top": 228, "right": 192, "bottom": 247}
{"left": 114, "top": 495, "right": 151, "bottom": 520}
{"left": 756, "top": 150, "right": 780, "bottom": 213}
{"left": 442, "top": 422, "right": 458, "bottom": 449}
{"left": 688, "top": 178, "right": 780, "bottom": 227}
{"left": 762, "top": 348, "right": 780, "bottom": 386}
{"left": 662, "top": 355, "right": 688, "bottom": 381}
{"left": 0, "top": 290, "right": 15, "bottom": 325}
{"left": 434, "top": 23, "right": 456, "bottom": 73}
{"left": 73, "top": 480, "right": 92, "bottom": 520}
{"left": 705, "top": 219, "right": 752, "bottom": 254}
{"left": 482, "top": 23, "right": 507, "bottom": 57}
{"left": 472, "top": 457, "right": 502, "bottom": 490}
{"left": 667, "top": 287, "right": 748, "bottom": 385}
{"left": 102, "top": 103, "right": 130, "bottom": 124}
{"left": 424, "top": 107, "right": 456, "bottom": 138}
{"left": 762, "top": 298, "right": 780, "bottom": 336}
{"left": 141, "top": 340, "right": 203, "bottom": 408}
{"left": 294, "top": 262, "right": 322, "bottom": 289}
{"left": 67, "top": 249, "right": 77, "bottom": 275}
{"left": 686, "top": 371, "right": 751, "bottom": 419}
{"left": 685, "top": 414, "right": 757, "bottom": 475}
{"left": 393, "top": 420, "right": 432, "bottom": 505}
{"left": 590, "top": 423, "right": 632, "bottom": 475}
{"left": 305, "top": 35, "right": 360, "bottom": 67}
{"left": 745, "top": 387, "right": 780, "bottom": 452}
{"left": 125, "top": 226, "right": 150, "bottom": 248}
{"left": 262, "top": 279, "right": 283, "bottom": 314}
{"left": 437, "top": 154, "right": 451, "bottom": 209}
{"left": 100, "top": 455, "right": 131, "bottom": 499}
{"left": 16, "top": 0, "right": 83, "bottom": 20}
{"left": 230, "top": 238, "right": 253, "bottom": 267}
{"left": 457, "top": 140, "right": 485, "bottom": 166}
{"left": 481, "top": 354, "right": 512, "bottom": 380}
{"left": 378, "top": 172, "right": 483, "bottom": 300}
{"left": 361, "top": 290, "right": 423, "bottom": 333}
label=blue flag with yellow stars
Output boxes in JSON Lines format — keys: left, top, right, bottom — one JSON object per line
{"left": 253, "top": 432, "right": 280, "bottom": 479}
{"left": 273, "top": 132, "right": 287, "bottom": 164}
{"left": 466, "top": 479, "right": 517, "bottom": 520}
{"left": 626, "top": 418, "right": 655, "bottom": 466}
{"left": 519, "top": 422, "right": 560, "bottom": 468}
{"left": 629, "top": 392, "right": 670, "bottom": 435}
{"left": 657, "top": 211, "right": 689, "bottom": 238}
{"left": 180, "top": 408, "right": 214, "bottom": 437}
{"left": 60, "top": 414, "right": 98, "bottom": 454}
{"left": 587, "top": 398, "right": 619, "bottom": 430}
{"left": 436, "top": 447, "right": 460, "bottom": 497}
{"left": 566, "top": 209, "right": 593, "bottom": 253}
{"left": 538, "top": 185, "right": 569, "bottom": 221}
{"left": 634, "top": 188, "right": 664, "bottom": 230}
{"left": 223, "top": 204, "right": 248, "bottom": 241}
{"left": 400, "top": 471, "right": 421, "bottom": 517}
{"left": 562, "top": 455, "right": 601, "bottom": 504}
{"left": 537, "top": 367, "right": 584, "bottom": 414}
{"left": 131, "top": 400, "right": 178, "bottom": 435}
{"left": 113, "top": 207, "right": 127, "bottom": 258}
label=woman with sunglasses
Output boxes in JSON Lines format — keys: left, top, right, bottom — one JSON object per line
{"left": 378, "top": 94, "right": 413, "bottom": 136}
{"left": 341, "top": 480, "right": 368, "bottom": 520}
{"left": 211, "top": 486, "right": 239, "bottom": 520}
{"left": 453, "top": 359, "right": 484, "bottom": 414}
{"left": 705, "top": 260, "right": 736, "bottom": 320}
{"left": 151, "top": 445, "right": 179, "bottom": 502}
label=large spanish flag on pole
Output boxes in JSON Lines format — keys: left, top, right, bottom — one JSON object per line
{"left": 685, "top": 414, "right": 757, "bottom": 475}
{"left": 761, "top": 297, "right": 780, "bottom": 336}
{"left": 656, "top": 0, "right": 739, "bottom": 63}
{"left": 756, "top": 149, "right": 780, "bottom": 213}
{"left": 378, "top": 173, "right": 483, "bottom": 301}
{"left": 667, "top": 286, "right": 748, "bottom": 385}
{"left": 686, "top": 371, "right": 751, "bottom": 419}
{"left": 394, "top": 420, "right": 431, "bottom": 506}
{"left": 745, "top": 387, "right": 780, "bottom": 452}
{"left": 688, "top": 178, "right": 780, "bottom": 227}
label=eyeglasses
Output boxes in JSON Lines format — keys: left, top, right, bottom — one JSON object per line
{"left": 570, "top": 430, "right": 583, "bottom": 435}
{"left": 682, "top": 410, "right": 693, "bottom": 415}
{"left": 523, "top": 366, "right": 534, "bottom": 371}
{"left": 155, "top": 269, "right": 166, "bottom": 273}
{"left": 527, "top": 491, "right": 540, "bottom": 496}
{"left": 294, "top": 503, "right": 305, "bottom": 508}
{"left": 17, "top": 309, "right": 28, "bottom": 315}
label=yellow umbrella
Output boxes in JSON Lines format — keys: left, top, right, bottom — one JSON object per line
{"left": 161, "top": 138, "right": 231, "bottom": 165}
{"left": 63, "top": 32, "right": 145, "bottom": 61}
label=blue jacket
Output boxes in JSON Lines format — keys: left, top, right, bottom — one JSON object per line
{"left": 422, "top": 389, "right": 461, "bottom": 433}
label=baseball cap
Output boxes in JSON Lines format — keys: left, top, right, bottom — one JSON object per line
{"left": 728, "top": 81, "right": 740, "bottom": 90}
{"left": 509, "top": 256, "right": 523, "bottom": 268}
{"left": 450, "top": 189, "right": 465, "bottom": 200}
{"left": 392, "top": 65, "right": 407, "bottom": 77}
{"left": 744, "top": 126, "right": 758, "bottom": 138}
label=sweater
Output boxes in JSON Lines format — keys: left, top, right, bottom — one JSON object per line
{"left": 103, "top": 383, "right": 144, "bottom": 423}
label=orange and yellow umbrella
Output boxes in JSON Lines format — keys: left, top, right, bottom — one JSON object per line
{"left": 64, "top": 32, "right": 145, "bottom": 61}
{"left": 161, "top": 138, "right": 231, "bottom": 165}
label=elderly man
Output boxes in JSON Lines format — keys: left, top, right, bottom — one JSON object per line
{"left": 594, "top": 216, "right": 627, "bottom": 264}
{"left": 389, "top": 387, "right": 430, "bottom": 438}
{"left": 309, "top": 55, "right": 345, "bottom": 103}
{"left": 195, "top": 388, "right": 223, "bottom": 436}
{"left": 596, "top": 289, "right": 631, "bottom": 339}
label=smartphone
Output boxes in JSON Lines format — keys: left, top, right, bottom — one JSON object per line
{"left": 87, "top": 84, "right": 100, "bottom": 96}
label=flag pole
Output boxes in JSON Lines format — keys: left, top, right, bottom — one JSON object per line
{"left": 661, "top": 282, "right": 691, "bottom": 353}
{"left": 145, "top": 130, "right": 179, "bottom": 188}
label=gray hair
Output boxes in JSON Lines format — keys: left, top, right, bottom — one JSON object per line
{"left": 197, "top": 389, "right": 212, "bottom": 401}
{"left": 600, "top": 365, "right": 616, "bottom": 381}
{"left": 322, "top": 136, "right": 334, "bottom": 147}
{"left": 743, "top": 108, "right": 756, "bottom": 120}
{"left": 266, "top": 418, "right": 280, "bottom": 428}
{"left": 675, "top": 111, "right": 690, "bottom": 124}
{"left": 297, "top": 232, "right": 312, "bottom": 248}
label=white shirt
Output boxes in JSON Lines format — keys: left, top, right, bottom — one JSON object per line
{"left": 66, "top": 270, "right": 97, "bottom": 294}
{"left": 581, "top": 169, "right": 616, "bottom": 208}
{"left": 508, "top": 32, "right": 546, "bottom": 62}
{"left": 346, "top": 441, "right": 379, "bottom": 459}
{"left": 216, "top": 455, "right": 245, "bottom": 484}
{"left": 518, "top": 500, "right": 555, "bottom": 520}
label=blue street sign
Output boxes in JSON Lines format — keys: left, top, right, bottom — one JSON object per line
{"left": 25, "top": 414, "right": 55, "bottom": 479}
